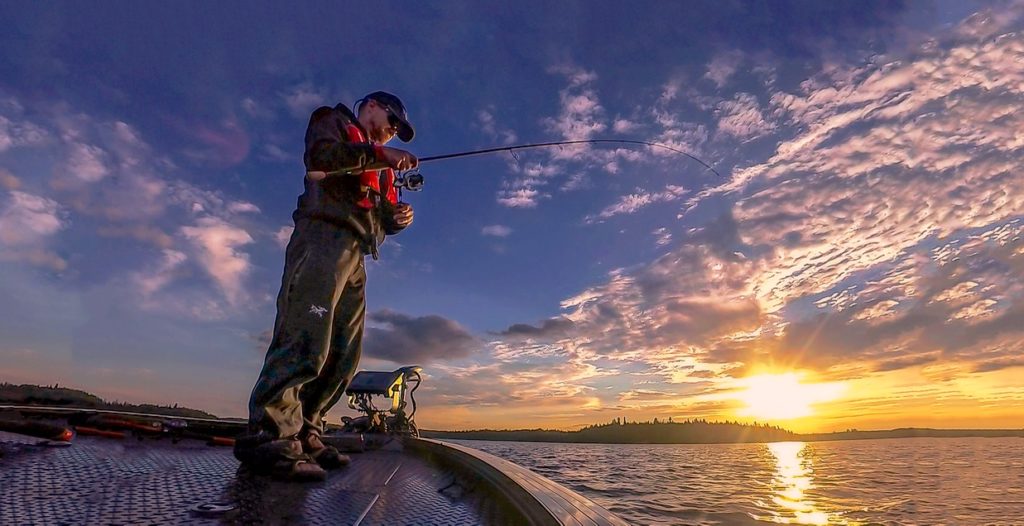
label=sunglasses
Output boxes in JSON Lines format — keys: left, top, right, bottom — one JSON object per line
{"left": 375, "top": 102, "right": 403, "bottom": 132}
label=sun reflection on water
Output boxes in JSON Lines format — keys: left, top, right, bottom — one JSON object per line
{"left": 761, "top": 441, "right": 835, "bottom": 525}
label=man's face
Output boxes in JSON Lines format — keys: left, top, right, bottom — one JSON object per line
{"left": 367, "top": 100, "right": 398, "bottom": 144}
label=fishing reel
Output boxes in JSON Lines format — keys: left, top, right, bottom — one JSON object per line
{"left": 394, "top": 168, "right": 425, "bottom": 192}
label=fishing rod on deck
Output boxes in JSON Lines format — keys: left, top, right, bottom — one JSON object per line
{"left": 306, "top": 138, "right": 722, "bottom": 196}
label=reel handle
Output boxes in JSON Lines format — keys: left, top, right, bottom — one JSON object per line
{"left": 395, "top": 169, "right": 425, "bottom": 192}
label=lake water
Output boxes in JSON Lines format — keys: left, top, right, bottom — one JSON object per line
{"left": 453, "top": 437, "right": 1024, "bottom": 525}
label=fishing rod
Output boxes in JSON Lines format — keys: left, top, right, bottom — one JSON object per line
{"left": 418, "top": 139, "right": 721, "bottom": 176}
{"left": 306, "top": 139, "right": 721, "bottom": 194}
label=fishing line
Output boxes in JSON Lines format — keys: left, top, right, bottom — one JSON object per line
{"left": 417, "top": 139, "right": 721, "bottom": 177}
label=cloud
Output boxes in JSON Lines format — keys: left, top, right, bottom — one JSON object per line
{"left": 772, "top": 220, "right": 1024, "bottom": 371}
{"left": 240, "top": 97, "right": 274, "bottom": 120}
{"left": 274, "top": 226, "right": 293, "bottom": 248}
{"left": 181, "top": 217, "right": 254, "bottom": 305}
{"left": 0, "top": 168, "right": 20, "bottom": 190}
{"left": 0, "top": 190, "right": 67, "bottom": 271}
{"left": 0, "top": 96, "right": 48, "bottom": 151}
{"left": 547, "top": 245, "right": 764, "bottom": 365}
{"left": 424, "top": 349, "right": 605, "bottom": 410}
{"left": 282, "top": 82, "right": 326, "bottom": 118}
{"left": 587, "top": 185, "right": 688, "bottom": 222}
{"left": 64, "top": 142, "right": 110, "bottom": 182}
{"left": 705, "top": 50, "right": 744, "bottom": 88}
{"left": 560, "top": 172, "right": 590, "bottom": 192}
{"left": 96, "top": 225, "right": 174, "bottom": 249}
{"left": 182, "top": 118, "right": 251, "bottom": 167}
{"left": 655, "top": 298, "right": 763, "bottom": 346}
{"left": 612, "top": 119, "right": 638, "bottom": 134}
{"left": 227, "top": 201, "right": 261, "bottom": 214}
{"left": 492, "top": 65, "right": 704, "bottom": 214}
{"left": 46, "top": 116, "right": 171, "bottom": 222}
{"left": 697, "top": 8, "right": 1024, "bottom": 377}
{"left": 364, "top": 309, "right": 479, "bottom": 364}
{"left": 453, "top": 8, "right": 1024, "bottom": 428}
{"left": 543, "top": 66, "right": 607, "bottom": 142}
{"left": 718, "top": 15, "right": 1024, "bottom": 313}
{"left": 715, "top": 92, "right": 776, "bottom": 141}
{"left": 549, "top": 64, "right": 599, "bottom": 87}
{"left": 3, "top": 102, "right": 266, "bottom": 316}
{"left": 497, "top": 187, "right": 542, "bottom": 208}
{"left": 169, "top": 180, "right": 264, "bottom": 220}
{"left": 133, "top": 249, "right": 188, "bottom": 297}
{"left": 0, "top": 113, "right": 48, "bottom": 152}
{"left": 261, "top": 143, "right": 292, "bottom": 162}
{"left": 476, "top": 108, "right": 518, "bottom": 145}
{"left": 653, "top": 227, "right": 672, "bottom": 247}
{"left": 250, "top": 329, "right": 273, "bottom": 351}
{"left": 0, "top": 191, "right": 63, "bottom": 245}
{"left": 496, "top": 316, "right": 576, "bottom": 340}
{"left": 481, "top": 224, "right": 512, "bottom": 237}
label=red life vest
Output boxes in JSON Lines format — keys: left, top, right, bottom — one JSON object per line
{"left": 344, "top": 124, "right": 398, "bottom": 209}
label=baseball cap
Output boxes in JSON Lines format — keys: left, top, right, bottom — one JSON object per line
{"left": 364, "top": 91, "right": 414, "bottom": 142}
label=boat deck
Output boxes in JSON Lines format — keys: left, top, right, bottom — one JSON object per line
{"left": 1, "top": 421, "right": 628, "bottom": 525}
{"left": 0, "top": 430, "right": 499, "bottom": 525}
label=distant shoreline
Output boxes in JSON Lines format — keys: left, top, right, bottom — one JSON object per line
{"left": 4, "top": 383, "right": 1021, "bottom": 444}
{"left": 0, "top": 383, "right": 216, "bottom": 419}
{"left": 798, "top": 427, "right": 1024, "bottom": 442}
{"left": 422, "top": 426, "right": 1024, "bottom": 445}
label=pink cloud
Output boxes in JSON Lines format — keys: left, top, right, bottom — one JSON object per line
{"left": 0, "top": 190, "right": 67, "bottom": 271}
{"left": 0, "top": 114, "right": 48, "bottom": 152}
{"left": 587, "top": 185, "right": 688, "bottom": 222}
{"left": 188, "top": 118, "right": 251, "bottom": 167}
{"left": 497, "top": 188, "right": 542, "bottom": 208}
{"left": 715, "top": 93, "right": 776, "bottom": 141}
{"left": 181, "top": 217, "right": 254, "bottom": 305}
{"left": 543, "top": 66, "right": 607, "bottom": 142}
{"left": 274, "top": 225, "right": 293, "bottom": 248}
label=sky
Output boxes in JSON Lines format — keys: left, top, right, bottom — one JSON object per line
{"left": 1, "top": 1, "right": 1022, "bottom": 433}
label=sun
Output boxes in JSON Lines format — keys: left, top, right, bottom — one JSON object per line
{"left": 734, "top": 372, "right": 846, "bottom": 421}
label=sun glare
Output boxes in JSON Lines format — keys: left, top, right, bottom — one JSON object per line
{"left": 735, "top": 372, "right": 846, "bottom": 421}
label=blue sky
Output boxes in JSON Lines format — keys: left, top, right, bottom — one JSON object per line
{"left": 2, "top": 1, "right": 1023, "bottom": 432}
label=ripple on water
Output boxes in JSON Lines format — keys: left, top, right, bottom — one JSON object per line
{"left": 454, "top": 437, "right": 1024, "bottom": 525}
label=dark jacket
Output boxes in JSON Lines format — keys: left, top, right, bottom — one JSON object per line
{"left": 296, "top": 103, "right": 407, "bottom": 256}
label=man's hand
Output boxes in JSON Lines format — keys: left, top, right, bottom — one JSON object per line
{"left": 393, "top": 202, "right": 414, "bottom": 229}
{"left": 381, "top": 147, "right": 418, "bottom": 171}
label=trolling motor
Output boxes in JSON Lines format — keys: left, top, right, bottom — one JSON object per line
{"left": 340, "top": 366, "right": 422, "bottom": 437}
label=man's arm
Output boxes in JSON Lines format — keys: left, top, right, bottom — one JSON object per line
{"left": 303, "top": 106, "right": 382, "bottom": 173}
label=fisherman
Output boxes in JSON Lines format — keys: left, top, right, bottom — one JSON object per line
{"left": 234, "top": 91, "right": 418, "bottom": 481}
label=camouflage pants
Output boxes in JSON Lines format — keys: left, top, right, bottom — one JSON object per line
{"left": 246, "top": 218, "right": 366, "bottom": 441}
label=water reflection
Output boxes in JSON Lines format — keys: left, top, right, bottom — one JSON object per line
{"left": 764, "top": 441, "right": 832, "bottom": 525}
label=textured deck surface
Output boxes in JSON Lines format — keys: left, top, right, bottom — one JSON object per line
{"left": 0, "top": 430, "right": 488, "bottom": 525}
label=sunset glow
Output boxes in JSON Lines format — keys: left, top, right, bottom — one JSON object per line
{"left": 735, "top": 373, "right": 846, "bottom": 421}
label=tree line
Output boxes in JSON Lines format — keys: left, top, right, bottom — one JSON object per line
{"left": 423, "top": 417, "right": 798, "bottom": 444}
{"left": 0, "top": 383, "right": 215, "bottom": 419}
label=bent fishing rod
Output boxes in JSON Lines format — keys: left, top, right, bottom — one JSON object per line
{"left": 306, "top": 139, "right": 721, "bottom": 192}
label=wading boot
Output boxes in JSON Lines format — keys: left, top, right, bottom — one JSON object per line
{"left": 234, "top": 435, "right": 327, "bottom": 482}
{"left": 300, "top": 430, "right": 351, "bottom": 470}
